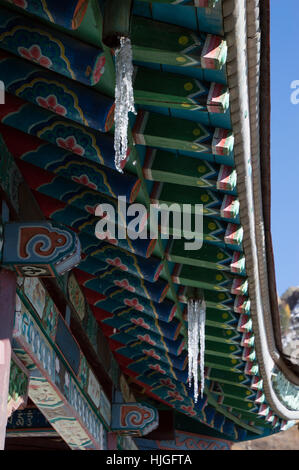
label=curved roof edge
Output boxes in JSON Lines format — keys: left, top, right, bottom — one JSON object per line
{"left": 223, "top": 0, "right": 299, "bottom": 420}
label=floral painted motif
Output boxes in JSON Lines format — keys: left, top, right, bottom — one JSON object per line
{"left": 18, "top": 45, "right": 52, "bottom": 68}
{"left": 56, "top": 136, "right": 84, "bottom": 156}
{"left": 160, "top": 378, "right": 176, "bottom": 390}
{"left": 167, "top": 390, "right": 184, "bottom": 402}
{"left": 149, "top": 364, "right": 166, "bottom": 375}
{"left": 72, "top": 175, "right": 97, "bottom": 190}
{"left": 92, "top": 55, "right": 106, "bottom": 85}
{"left": 131, "top": 317, "right": 150, "bottom": 329}
{"left": 36, "top": 95, "right": 67, "bottom": 116}
{"left": 113, "top": 279, "right": 135, "bottom": 292}
{"left": 124, "top": 298, "right": 144, "bottom": 311}
{"left": 7, "top": 0, "right": 27, "bottom": 9}
{"left": 137, "top": 334, "right": 156, "bottom": 346}
{"left": 180, "top": 405, "right": 197, "bottom": 417}
{"left": 96, "top": 232, "right": 118, "bottom": 245}
{"left": 106, "top": 257, "right": 128, "bottom": 270}
{"left": 85, "top": 204, "right": 99, "bottom": 215}
{"left": 143, "top": 349, "right": 160, "bottom": 360}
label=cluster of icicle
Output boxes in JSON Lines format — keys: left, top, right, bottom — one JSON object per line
{"left": 114, "top": 36, "right": 136, "bottom": 173}
{"left": 187, "top": 298, "right": 206, "bottom": 403}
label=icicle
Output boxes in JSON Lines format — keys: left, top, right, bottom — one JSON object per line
{"left": 114, "top": 36, "right": 136, "bottom": 173}
{"left": 187, "top": 298, "right": 206, "bottom": 402}
{"left": 199, "top": 299, "right": 206, "bottom": 399}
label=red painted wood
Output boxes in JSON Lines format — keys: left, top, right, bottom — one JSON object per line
{"left": 0, "top": 269, "right": 17, "bottom": 449}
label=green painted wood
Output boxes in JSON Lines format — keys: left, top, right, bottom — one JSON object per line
{"left": 220, "top": 396, "right": 259, "bottom": 413}
{"left": 133, "top": 111, "right": 233, "bottom": 155}
{"left": 160, "top": 217, "right": 243, "bottom": 249}
{"left": 143, "top": 149, "right": 234, "bottom": 190}
{"left": 150, "top": 181, "right": 239, "bottom": 221}
{"left": 205, "top": 354, "right": 245, "bottom": 373}
{"left": 234, "top": 411, "right": 275, "bottom": 428}
{"left": 205, "top": 310, "right": 239, "bottom": 330}
{"left": 178, "top": 287, "right": 238, "bottom": 311}
{"left": 209, "top": 382, "right": 257, "bottom": 402}
{"left": 167, "top": 239, "right": 245, "bottom": 274}
{"left": 131, "top": 17, "right": 226, "bottom": 69}
{"left": 203, "top": 389, "right": 262, "bottom": 436}
{"left": 172, "top": 265, "right": 248, "bottom": 295}
{"left": 207, "top": 369, "right": 256, "bottom": 388}
{"left": 203, "top": 325, "right": 242, "bottom": 345}
{"left": 134, "top": 68, "right": 229, "bottom": 112}
{"left": 204, "top": 340, "right": 242, "bottom": 358}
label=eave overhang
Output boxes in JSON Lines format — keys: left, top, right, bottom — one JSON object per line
{"left": 224, "top": 0, "right": 299, "bottom": 419}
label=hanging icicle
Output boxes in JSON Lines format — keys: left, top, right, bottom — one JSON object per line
{"left": 114, "top": 36, "right": 136, "bottom": 173}
{"left": 187, "top": 296, "right": 206, "bottom": 403}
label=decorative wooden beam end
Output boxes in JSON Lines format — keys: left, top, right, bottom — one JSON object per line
{"left": 111, "top": 402, "right": 159, "bottom": 436}
{"left": 1, "top": 222, "right": 81, "bottom": 277}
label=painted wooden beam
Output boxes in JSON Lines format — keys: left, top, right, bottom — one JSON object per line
{"left": 160, "top": 215, "right": 243, "bottom": 250}
{"left": 0, "top": 94, "right": 120, "bottom": 171}
{"left": 112, "top": 342, "right": 187, "bottom": 372}
{"left": 74, "top": 263, "right": 169, "bottom": 304}
{"left": 73, "top": 268, "right": 176, "bottom": 327}
{"left": 32, "top": 191, "right": 155, "bottom": 259}
{"left": 78, "top": 232, "right": 163, "bottom": 282}
{"left": 17, "top": 160, "right": 145, "bottom": 237}
{"left": 0, "top": 51, "right": 114, "bottom": 132}
{"left": 179, "top": 286, "right": 238, "bottom": 312}
{"left": 0, "top": 124, "right": 141, "bottom": 203}
{"left": 134, "top": 67, "right": 229, "bottom": 112}
{"left": 13, "top": 279, "right": 112, "bottom": 449}
{"left": 143, "top": 149, "right": 237, "bottom": 194}
{"left": 171, "top": 264, "right": 248, "bottom": 295}
{"left": 133, "top": 110, "right": 233, "bottom": 156}
{"left": 119, "top": 372, "right": 256, "bottom": 440}
{"left": 100, "top": 321, "right": 185, "bottom": 357}
{"left": 98, "top": 307, "right": 181, "bottom": 343}
{"left": 0, "top": 8, "right": 105, "bottom": 85}
{"left": 1, "top": 0, "right": 89, "bottom": 30}
{"left": 131, "top": 17, "right": 226, "bottom": 70}
{"left": 150, "top": 181, "right": 239, "bottom": 221}
{"left": 166, "top": 239, "right": 245, "bottom": 275}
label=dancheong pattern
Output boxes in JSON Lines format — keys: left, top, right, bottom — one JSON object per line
{"left": 0, "top": 0, "right": 294, "bottom": 450}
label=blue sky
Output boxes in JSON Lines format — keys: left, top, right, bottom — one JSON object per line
{"left": 270, "top": 1, "right": 299, "bottom": 295}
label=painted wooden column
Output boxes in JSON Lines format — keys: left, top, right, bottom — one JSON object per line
{"left": 0, "top": 269, "right": 17, "bottom": 450}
